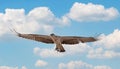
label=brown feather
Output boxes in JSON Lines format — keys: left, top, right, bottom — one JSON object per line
{"left": 79, "top": 37, "right": 97, "bottom": 43}
{"left": 18, "top": 33, "right": 54, "bottom": 43}
{"left": 15, "top": 33, "right": 98, "bottom": 52}
{"left": 61, "top": 36, "right": 97, "bottom": 44}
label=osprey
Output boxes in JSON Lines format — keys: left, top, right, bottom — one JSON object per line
{"left": 14, "top": 31, "right": 98, "bottom": 52}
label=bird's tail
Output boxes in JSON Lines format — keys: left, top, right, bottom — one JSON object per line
{"left": 55, "top": 44, "right": 65, "bottom": 52}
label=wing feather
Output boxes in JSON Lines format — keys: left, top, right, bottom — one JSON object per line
{"left": 79, "top": 37, "right": 97, "bottom": 43}
{"left": 17, "top": 33, "right": 54, "bottom": 43}
{"left": 61, "top": 36, "right": 97, "bottom": 44}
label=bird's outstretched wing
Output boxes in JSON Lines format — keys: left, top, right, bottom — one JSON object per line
{"left": 16, "top": 33, "right": 54, "bottom": 44}
{"left": 61, "top": 36, "right": 97, "bottom": 44}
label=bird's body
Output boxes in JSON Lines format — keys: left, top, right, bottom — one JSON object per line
{"left": 50, "top": 34, "right": 65, "bottom": 52}
{"left": 16, "top": 32, "right": 98, "bottom": 52}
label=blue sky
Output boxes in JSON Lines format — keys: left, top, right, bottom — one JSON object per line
{"left": 0, "top": 0, "right": 120, "bottom": 69}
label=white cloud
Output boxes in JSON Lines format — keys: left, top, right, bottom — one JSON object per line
{"left": 95, "top": 29, "right": 120, "bottom": 49}
{"left": 59, "top": 61, "right": 93, "bottom": 69}
{"left": 21, "top": 66, "right": 27, "bottom": 69}
{"left": 87, "top": 29, "right": 120, "bottom": 59}
{"left": 0, "top": 66, "right": 27, "bottom": 69}
{"left": 0, "top": 3, "right": 119, "bottom": 37}
{"left": 0, "top": 13, "right": 8, "bottom": 36}
{"left": 33, "top": 47, "right": 64, "bottom": 57}
{"left": 35, "top": 60, "right": 48, "bottom": 67}
{"left": 33, "top": 47, "right": 41, "bottom": 54}
{"left": 27, "top": 7, "right": 70, "bottom": 26}
{"left": 0, "top": 8, "right": 40, "bottom": 35}
{"left": 28, "top": 7, "right": 55, "bottom": 23}
{"left": 94, "top": 66, "right": 111, "bottom": 69}
{"left": 87, "top": 47, "right": 120, "bottom": 59}
{"left": 58, "top": 60, "right": 111, "bottom": 69}
{"left": 0, "top": 66, "right": 18, "bottom": 69}
{"left": 0, "top": 2, "right": 119, "bottom": 37}
{"left": 67, "top": 2, "right": 119, "bottom": 22}
{"left": 0, "top": 7, "right": 70, "bottom": 37}
{"left": 64, "top": 43, "right": 91, "bottom": 55}
{"left": 33, "top": 43, "right": 91, "bottom": 58}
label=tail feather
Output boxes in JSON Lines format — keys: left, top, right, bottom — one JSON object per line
{"left": 55, "top": 44, "right": 65, "bottom": 52}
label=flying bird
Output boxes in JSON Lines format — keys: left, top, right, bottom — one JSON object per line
{"left": 12, "top": 30, "right": 98, "bottom": 52}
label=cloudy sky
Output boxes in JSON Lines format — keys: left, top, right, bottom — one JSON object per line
{"left": 0, "top": 0, "right": 120, "bottom": 69}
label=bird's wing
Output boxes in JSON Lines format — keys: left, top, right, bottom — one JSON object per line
{"left": 17, "top": 33, "right": 54, "bottom": 44}
{"left": 78, "top": 37, "right": 97, "bottom": 43}
{"left": 61, "top": 36, "right": 97, "bottom": 44}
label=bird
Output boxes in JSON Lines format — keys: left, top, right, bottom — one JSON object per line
{"left": 12, "top": 30, "right": 98, "bottom": 52}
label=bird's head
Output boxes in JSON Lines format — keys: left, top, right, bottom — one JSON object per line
{"left": 50, "top": 33, "right": 55, "bottom": 36}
